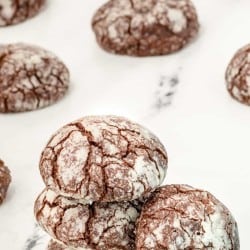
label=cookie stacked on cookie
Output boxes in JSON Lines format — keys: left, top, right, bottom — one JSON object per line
{"left": 34, "top": 115, "right": 168, "bottom": 249}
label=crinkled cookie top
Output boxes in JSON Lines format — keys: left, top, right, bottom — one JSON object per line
{"left": 0, "top": 43, "right": 69, "bottom": 112}
{"left": 39, "top": 115, "right": 168, "bottom": 203}
{"left": 136, "top": 184, "right": 240, "bottom": 250}
{"left": 92, "top": 0, "right": 199, "bottom": 56}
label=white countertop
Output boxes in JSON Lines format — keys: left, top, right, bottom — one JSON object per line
{"left": 0, "top": 0, "right": 249, "bottom": 249}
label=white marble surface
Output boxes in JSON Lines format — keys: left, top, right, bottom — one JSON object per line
{"left": 0, "top": 0, "right": 250, "bottom": 249}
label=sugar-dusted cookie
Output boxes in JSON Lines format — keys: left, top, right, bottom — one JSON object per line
{"left": 136, "top": 184, "right": 240, "bottom": 250}
{"left": 39, "top": 116, "right": 168, "bottom": 203}
{"left": 226, "top": 44, "right": 250, "bottom": 105}
{"left": 0, "top": 43, "right": 69, "bottom": 112}
{"left": 92, "top": 0, "right": 199, "bottom": 56}
{"left": 35, "top": 189, "right": 143, "bottom": 250}
{"left": 0, "top": 0, "right": 45, "bottom": 26}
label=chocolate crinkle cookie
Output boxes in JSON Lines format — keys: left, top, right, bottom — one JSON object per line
{"left": 0, "top": 43, "right": 69, "bottom": 113}
{"left": 35, "top": 189, "right": 143, "bottom": 250}
{"left": 136, "top": 185, "right": 240, "bottom": 250}
{"left": 226, "top": 44, "right": 250, "bottom": 106}
{"left": 39, "top": 115, "right": 168, "bottom": 203}
{"left": 0, "top": 0, "right": 45, "bottom": 26}
{"left": 92, "top": 0, "right": 199, "bottom": 56}
{"left": 0, "top": 160, "right": 11, "bottom": 204}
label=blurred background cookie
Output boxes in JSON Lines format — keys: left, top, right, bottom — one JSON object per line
{"left": 0, "top": 0, "right": 45, "bottom": 26}
{"left": 136, "top": 184, "right": 240, "bottom": 250}
{"left": 0, "top": 159, "right": 11, "bottom": 205}
{"left": 35, "top": 189, "right": 142, "bottom": 250}
{"left": 226, "top": 44, "right": 250, "bottom": 106}
{"left": 39, "top": 115, "right": 168, "bottom": 203}
{"left": 92, "top": 0, "right": 199, "bottom": 56}
{"left": 0, "top": 43, "right": 70, "bottom": 113}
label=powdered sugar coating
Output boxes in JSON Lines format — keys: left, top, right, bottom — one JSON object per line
{"left": 39, "top": 115, "right": 168, "bottom": 203}
{"left": 92, "top": 0, "right": 199, "bottom": 56}
{"left": 47, "top": 240, "right": 87, "bottom": 250}
{"left": 35, "top": 189, "right": 143, "bottom": 250}
{"left": 0, "top": 159, "right": 11, "bottom": 204}
{"left": 47, "top": 240, "right": 70, "bottom": 250}
{"left": 47, "top": 240, "right": 78, "bottom": 250}
{"left": 0, "top": 43, "right": 69, "bottom": 113}
{"left": 136, "top": 185, "right": 240, "bottom": 250}
{"left": 0, "top": 0, "right": 45, "bottom": 26}
{"left": 225, "top": 44, "right": 250, "bottom": 105}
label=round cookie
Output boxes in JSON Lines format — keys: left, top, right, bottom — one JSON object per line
{"left": 92, "top": 0, "right": 199, "bottom": 56}
{"left": 0, "top": 43, "right": 69, "bottom": 113}
{"left": 39, "top": 115, "right": 168, "bottom": 203}
{"left": 0, "top": 0, "right": 45, "bottom": 26}
{"left": 35, "top": 189, "right": 143, "bottom": 250}
{"left": 0, "top": 159, "right": 11, "bottom": 204}
{"left": 225, "top": 44, "right": 250, "bottom": 105}
{"left": 136, "top": 185, "right": 240, "bottom": 250}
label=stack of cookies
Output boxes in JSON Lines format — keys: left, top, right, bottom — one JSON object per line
{"left": 34, "top": 115, "right": 240, "bottom": 249}
{"left": 34, "top": 115, "right": 168, "bottom": 249}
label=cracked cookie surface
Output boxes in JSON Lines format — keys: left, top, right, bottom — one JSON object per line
{"left": 136, "top": 184, "right": 240, "bottom": 250}
{"left": 225, "top": 44, "right": 250, "bottom": 106}
{"left": 0, "top": 0, "right": 45, "bottom": 26}
{"left": 39, "top": 115, "right": 168, "bottom": 203}
{"left": 35, "top": 188, "right": 143, "bottom": 250}
{"left": 0, "top": 43, "right": 69, "bottom": 113}
{"left": 92, "top": 0, "right": 199, "bottom": 56}
{"left": 0, "top": 159, "right": 11, "bottom": 204}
